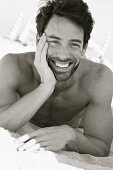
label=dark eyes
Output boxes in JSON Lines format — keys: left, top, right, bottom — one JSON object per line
{"left": 47, "top": 40, "right": 80, "bottom": 49}
{"left": 47, "top": 40, "right": 59, "bottom": 44}
{"left": 70, "top": 43, "right": 80, "bottom": 48}
{"left": 47, "top": 40, "right": 60, "bottom": 47}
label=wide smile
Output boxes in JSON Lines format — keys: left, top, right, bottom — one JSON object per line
{"left": 49, "top": 59, "right": 74, "bottom": 72}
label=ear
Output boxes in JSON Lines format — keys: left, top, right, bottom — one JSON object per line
{"left": 82, "top": 43, "right": 88, "bottom": 56}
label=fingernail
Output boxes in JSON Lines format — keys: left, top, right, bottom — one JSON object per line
{"left": 17, "top": 147, "right": 20, "bottom": 151}
{"left": 17, "top": 147, "right": 23, "bottom": 151}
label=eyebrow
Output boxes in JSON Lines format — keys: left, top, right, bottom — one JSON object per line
{"left": 47, "top": 35, "right": 61, "bottom": 40}
{"left": 70, "top": 39, "right": 82, "bottom": 43}
{"left": 47, "top": 35, "right": 82, "bottom": 43}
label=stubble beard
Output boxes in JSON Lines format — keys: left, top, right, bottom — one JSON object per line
{"left": 48, "top": 58, "right": 80, "bottom": 82}
{"left": 54, "top": 71, "right": 72, "bottom": 81}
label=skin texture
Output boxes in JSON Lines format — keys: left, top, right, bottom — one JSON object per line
{"left": 0, "top": 15, "right": 113, "bottom": 156}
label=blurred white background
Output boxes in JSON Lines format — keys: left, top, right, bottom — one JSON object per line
{"left": 0, "top": 0, "right": 113, "bottom": 68}
{"left": 84, "top": 0, "right": 113, "bottom": 65}
{"left": 0, "top": 0, "right": 37, "bottom": 37}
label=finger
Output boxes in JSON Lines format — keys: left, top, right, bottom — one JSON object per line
{"left": 37, "top": 33, "right": 46, "bottom": 50}
{"left": 44, "top": 146, "right": 53, "bottom": 151}
{"left": 35, "top": 135, "right": 51, "bottom": 143}
{"left": 16, "top": 127, "right": 54, "bottom": 144}
{"left": 31, "top": 127, "right": 51, "bottom": 137}
{"left": 17, "top": 139, "right": 37, "bottom": 151}
{"left": 15, "top": 127, "right": 53, "bottom": 144}
{"left": 15, "top": 134, "right": 30, "bottom": 144}
{"left": 41, "top": 42, "right": 48, "bottom": 65}
{"left": 25, "top": 143, "right": 41, "bottom": 151}
{"left": 15, "top": 129, "right": 39, "bottom": 143}
{"left": 39, "top": 141, "right": 50, "bottom": 147}
{"left": 35, "top": 33, "right": 46, "bottom": 63}
{"left": 44, "top": 145, "right": 59, "bottom": 151}
{"left": 26, "top": 141, "right": 50, "bottom": 152}
{"left": 32, "top": 126, "right": 58, "bottom": 140}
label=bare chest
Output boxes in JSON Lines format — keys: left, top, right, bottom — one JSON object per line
{"left": 18, "top": 73, "right": 89, "bottom": 127}
{"left": 30, "top": 87, "right": 89, "bottom": 127}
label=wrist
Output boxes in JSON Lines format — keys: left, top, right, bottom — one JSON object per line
{"left": 63, "top": 125, "right": 76, "bottom": 143}
{"left": 68, "top": 126, "right": 76, "bottom": 141}
{"left": 39, "top": 82, "right": 55, "bottom": 94}
{"left": 42, "top": 79, "right": 56, "bottom": 88}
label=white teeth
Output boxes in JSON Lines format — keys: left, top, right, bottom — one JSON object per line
{"left": 55, "top": 62, "right": 69, "bottom": 68}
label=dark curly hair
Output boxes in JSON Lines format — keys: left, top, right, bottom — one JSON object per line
{"left": 36, "top": 0, "right": 94, "bottom": 48}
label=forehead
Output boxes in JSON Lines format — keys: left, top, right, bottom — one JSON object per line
{"left": 45, "top": 15, "right": 84, "bottom": 41}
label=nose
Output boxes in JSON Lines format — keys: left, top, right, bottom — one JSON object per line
{"left": 56, "top": 46, "right": 70, "bottom": 61}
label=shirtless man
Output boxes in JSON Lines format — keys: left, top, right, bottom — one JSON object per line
{"left": 0, "top": 0, "right": 113, "bottom": 157}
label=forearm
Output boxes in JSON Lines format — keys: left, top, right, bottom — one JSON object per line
{"left": 66, "top": 128, "right": 110, "bottom": 157}
{"left": 0, "top": 83, "right": 54, "bottom": 131}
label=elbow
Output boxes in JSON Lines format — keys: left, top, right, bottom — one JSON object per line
{"left": 97, "top": 149, "right": 109, "bottom": 157}
{"left": 90, "top": 137, "right": 111, "bottom": 157}
{"left": 100, "top": 147, "right": 110, "bottom": 157}
{"left": 95, "top": 144, "right": 110, "bottom": 157}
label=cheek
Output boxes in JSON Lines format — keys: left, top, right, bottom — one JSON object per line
{"left": 47, "top": 45, "right": 57, "bottom": 57}
{"left": 71, "top": 50, "right": 83, "bottom": 60}
{"left": 75, "top": 47, "right": 83, "bottom": 57}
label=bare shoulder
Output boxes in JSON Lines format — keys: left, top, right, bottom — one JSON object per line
{"left": 81, "top": 59, "right": 113, "bottom": 103}
{"left": 0, "top": 52, "right": 35, "bottom": 88}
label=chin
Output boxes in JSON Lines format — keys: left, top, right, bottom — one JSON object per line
{"left": 54, "top": 72, "right": 73, "bottom": 82}
{"left": 51, "top": 63, "right": 80, "bottom": 82}
{"left": 48, "top": 57, "right": 80, "bottom": 82}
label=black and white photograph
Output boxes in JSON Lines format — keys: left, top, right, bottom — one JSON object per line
{"left": 0, "top": 0, "right": 113, "bottom": 169}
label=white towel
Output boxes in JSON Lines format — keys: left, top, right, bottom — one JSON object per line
{"left": 0, "top": 124, "right": 113, "bottom": 170}
{"left": 0, "top": 127, "right": 81, "bottom": 170}
{"left": 16, "top": 122, "right": 113, "bottom": 170}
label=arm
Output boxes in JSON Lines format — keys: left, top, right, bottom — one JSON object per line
{"left": 15, "top": 101, "right": 113, "bottom": 156}
{"left": 66, "top": 67, "right": 113, "bottom": 156}
{"left": 15, "top": 66, "right": 113, "bottom": 156}
{"left": 66, "top": 104, "right": 113, "bottom": 156}
{"left": 0, "top": 34, "right": 56, "bottom": 132}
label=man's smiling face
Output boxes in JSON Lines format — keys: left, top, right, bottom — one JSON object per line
{"left": 45, "top": 15, "right": 85, "bottom": 81}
